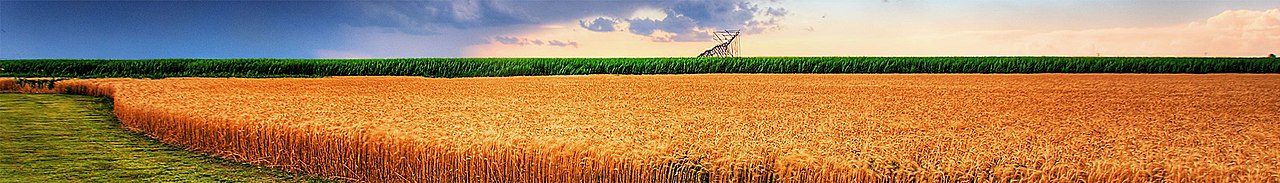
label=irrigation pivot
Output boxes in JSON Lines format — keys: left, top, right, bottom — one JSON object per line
{"left": 697, "top": 30, "right": 741, "bottom": 57}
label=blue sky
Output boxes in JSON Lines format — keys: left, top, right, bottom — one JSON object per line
{"left": 2, "top": 1, "right": 360, "bottom": 58}
{"left": 2, "top": 0, "right": 1278, "bottom": 59}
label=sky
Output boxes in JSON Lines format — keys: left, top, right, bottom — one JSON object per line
{"left": 1, "top": 0, "right": 1278, "bottom": 59}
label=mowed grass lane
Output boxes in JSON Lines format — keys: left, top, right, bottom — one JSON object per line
{"left": 0, "top": 94, "right": 332, "bottom": 182}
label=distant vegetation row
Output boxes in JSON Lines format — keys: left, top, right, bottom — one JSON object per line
{"left": 2, "top": 57, "right": 1277, "bottom": 78}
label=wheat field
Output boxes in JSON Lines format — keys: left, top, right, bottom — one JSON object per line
{"left": 4, "top": 74, "right": 1278, "bottom": 182}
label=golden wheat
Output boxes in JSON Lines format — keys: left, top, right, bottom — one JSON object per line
{"left": 6, "top": 74, "right": 1280, "bottom": 182}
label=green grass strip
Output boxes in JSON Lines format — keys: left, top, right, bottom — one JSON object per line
{"left": 0, "top": 94, "right": 334, "bottom": 182}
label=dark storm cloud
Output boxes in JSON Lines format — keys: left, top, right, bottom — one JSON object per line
{"left": 494, "top": 36, "right": 522, "bottom": 45}
{"left": 356, "top": 1, "right": 532, "bottom": 35}
{"left": 766, "top": 7, "right": 788, "bottom": 17}
{"left": 548, "top": 40, "right": 579, "bottom": 48}
{"left": 357, "top": 0, "right": 670, "bottom": 35}
{"left": 580, "top": 17, "right": 621, "bottom": 32}
{"left": 356, "top": 0, "right": 786, "bottom": 42}
{"left": 582, "top": 0, "right": 787, "bottom": 42}
{"left": 626, "top": 16, "right": 708, "bottom": 42}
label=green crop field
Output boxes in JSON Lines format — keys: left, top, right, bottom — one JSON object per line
{"left": 2, "top": 57, "right": 1277, "bottom": 78}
